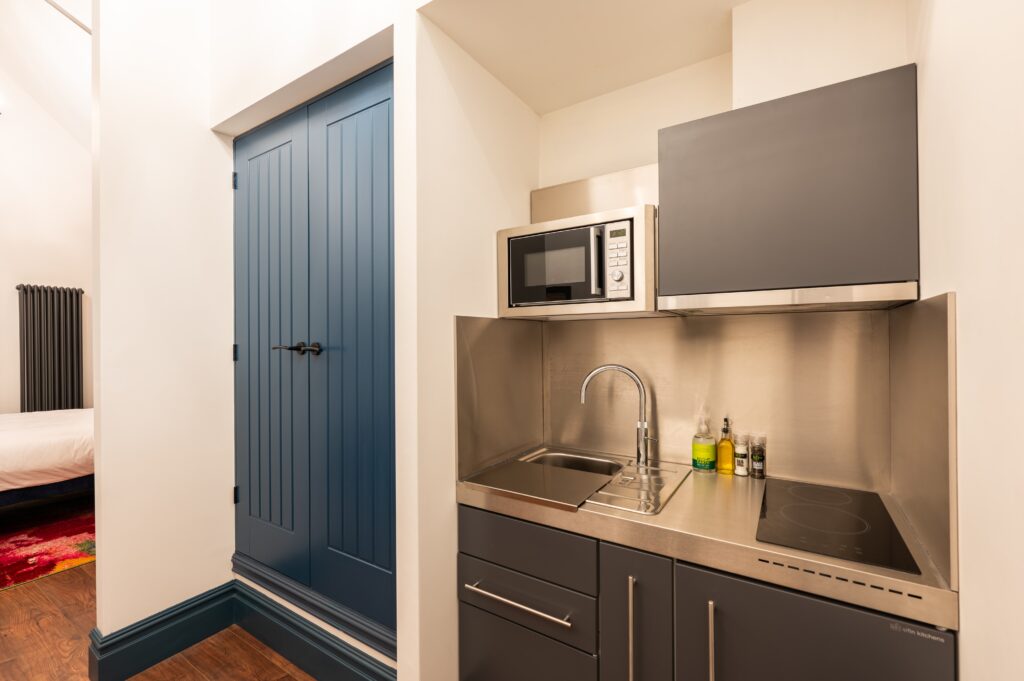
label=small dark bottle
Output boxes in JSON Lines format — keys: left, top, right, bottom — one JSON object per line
{"left": 750, "top": 435, "right": 767, "bottom": 479}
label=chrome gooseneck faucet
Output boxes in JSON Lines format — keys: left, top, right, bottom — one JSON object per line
{"left": 580, "top": 364, "right": 651, "bottom": 468}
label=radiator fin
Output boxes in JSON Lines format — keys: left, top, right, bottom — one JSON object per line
{"left": 16, "top": 284, "right": 84, "bottom": 412}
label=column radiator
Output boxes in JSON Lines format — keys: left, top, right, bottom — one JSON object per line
{"left": 16, "top": 284, "right": 85, "bottom": 412}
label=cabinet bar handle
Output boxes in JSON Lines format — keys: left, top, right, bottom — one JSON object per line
{"left": 464, "top": 582, "right": 573, "bottom": 629}
{"left": 708, "top": 600, "right": 716, "bottom": 681}
{"left": 628, "top": 575, "right": 637, "bottom": 681}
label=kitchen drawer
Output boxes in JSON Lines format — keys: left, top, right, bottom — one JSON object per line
{"left": 459, "top": 602, "right": 598, "bottom": 681}
{"left": 458, "top": 505, "right": 597, "bottom": 595}
{"left": 458, "top": 553, "right": 597, "bottom": 653}
{"left": 675, "top": 562, "right": 955, "bottom": 681}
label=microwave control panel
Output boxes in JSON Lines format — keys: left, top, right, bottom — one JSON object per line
{"left": 604, "top": 220, "right": 632, "bottom": 299}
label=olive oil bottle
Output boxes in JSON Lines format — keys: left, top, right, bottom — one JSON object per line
{"left": 716, "top": 416, "right": 735, "bottom": 475}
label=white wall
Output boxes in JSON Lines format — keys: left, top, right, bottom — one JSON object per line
{"left": 538, "top": 53, "right": 732, "bottom": 187}
{"left": 0, "top": 0, "right": 91, "bottom": 147}
{"left": 394, "top": 12, "right": 539, "bottom": 679}
{"left": 93, "top": 0, "right": 234, "bottom": 634}
{"left": 0, "top": 0, "right": 92, "bottom": 414}
{"left": 911, "top": 2, "right": 1024, "bottom": 678}
{"left": 209, "top": 0, "right": 398, "bottom": 126}
{"left": 732, "top": 0, "right": 910, "bottom": 107}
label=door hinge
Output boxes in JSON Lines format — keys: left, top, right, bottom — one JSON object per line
{"left": 232, "top": 171, "right": 238, "bottom": 190}
{"left": 232, "top": 343, "right": 238, "bottom": 362}
{"left": 233, "top": 486, "right": 240, "bottom": 504}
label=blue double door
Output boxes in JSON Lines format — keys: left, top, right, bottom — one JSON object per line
{"left": 233, "top": 66, "right": 395, "bottom": 630}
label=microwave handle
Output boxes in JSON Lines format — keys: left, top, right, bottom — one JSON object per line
{"left": 589, "top": 225, "right": 603, "bottom": 296}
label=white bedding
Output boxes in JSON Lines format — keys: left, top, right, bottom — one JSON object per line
{"left": 0, "top": 408, "right": 94, "bottom": 492}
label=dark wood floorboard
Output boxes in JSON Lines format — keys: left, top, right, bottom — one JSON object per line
{"left": 178, "top": 625, "right": 302, "bottom": 681}
{"left": 0, "top": 574, "right": 90, "bottom": 679}
{"left": 230, "top": 627, "right": 315, "bottom": 681}
{"left": 0, "top": 565, "right": 316, "bottom": 681}
{"left": 130, "top": 653, "right": 209, "bottom": 681}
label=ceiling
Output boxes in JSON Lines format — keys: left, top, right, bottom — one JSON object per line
{"left": 419, "top": 0, "right": 744, "bottom": 114}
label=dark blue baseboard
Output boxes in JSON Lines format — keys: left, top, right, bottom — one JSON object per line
{"left": 232, "top": 551, "right": 397, "bottom": 659}
{"left": 88, "top": 581, "right": 396, "bottom": 681}
{"left": 235, "top": 581, "right": 397, "bottom": 680}
{"left": 88, "top": 582, "right": 236, "bottom": 681}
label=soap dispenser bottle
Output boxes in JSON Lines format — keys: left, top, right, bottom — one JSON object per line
{"left": 691, "top": 414, "right": 717, "bottom": 472}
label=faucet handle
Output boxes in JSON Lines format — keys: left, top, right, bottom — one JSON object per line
{"left": 644, "top": 435, "right": 658, "bottom": 442}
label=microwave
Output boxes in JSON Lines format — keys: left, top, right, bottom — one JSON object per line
{"left": 497, "top": 205, "right": 658, "bottom": 318}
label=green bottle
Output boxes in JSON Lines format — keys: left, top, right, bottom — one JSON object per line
{"left": 692, "top": 415, "right": 717, "bottom": 472}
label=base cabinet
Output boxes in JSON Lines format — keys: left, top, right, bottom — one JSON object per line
{"left": 674, "top": 562, "right": 956, "bottom": 681}
{"left": 457, "top": 507, "right": 956, "bottom": 681}
{"left": 599, "top": 544, "right": 673, "bottom": 681}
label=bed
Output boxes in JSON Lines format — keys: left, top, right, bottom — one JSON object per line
{"left": 0, "top": 408, "right": 94, "bottom": 507}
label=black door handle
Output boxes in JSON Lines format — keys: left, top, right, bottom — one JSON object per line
{"left": 272, "top": 342, "right": 307, "bottom": 354}
{"left": 271, "top": 342, "right": 323, "bottom": 356}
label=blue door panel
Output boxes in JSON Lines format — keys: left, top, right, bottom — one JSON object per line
{"left": 234, "top": 107, "right": 311, "bottom": 584}
{"left": 234, "top": 64, "right": 395, "bottom": 631}
{"left": 308, "top": 65, "right": 396, "bottom": 629}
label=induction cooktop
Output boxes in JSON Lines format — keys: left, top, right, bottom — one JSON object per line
{"left": 756, "top": 478, "right": 920, "bottom": 574}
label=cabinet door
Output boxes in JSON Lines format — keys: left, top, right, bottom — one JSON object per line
{"left": 460, "top": 602, "right": 598, "bottom": 681}
{"left": 658, "top": 65, "right": 918, "bottom": 297}
{"left": 234, "top": 107, "right": 311, "bottom": 583}
{"left": 600, "top": 544, "right": 673, "bottom": 681}
{"left": 307, "top": 65, "right": 396, "bottom": 629}
{"left": 675, "top": 562, "right": 955, "bottom": 681}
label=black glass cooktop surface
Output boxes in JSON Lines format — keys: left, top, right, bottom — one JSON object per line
{"left": 756, "top": 479, "right": 920, "bottom": 574}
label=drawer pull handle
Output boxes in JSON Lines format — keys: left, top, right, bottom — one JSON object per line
{"left": 464, "top": 581, "right": 573, "bottom": 629}
{"left": 708, "top": 600, "right": 716, "bottom": 681}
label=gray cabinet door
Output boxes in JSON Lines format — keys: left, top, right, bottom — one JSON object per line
{"left": 675, "top": 562, "right": 955, "bottom": 681}
{"left": 460, "top": 602, "right": 598, "bottom": 681}
{"left": 600, "top": 544, "right": 673, "bottom": 681}
{"left": 658, "top": 64, "right": 919, "bottom": 297}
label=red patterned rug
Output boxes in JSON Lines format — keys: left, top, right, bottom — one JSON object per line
{"left": 0, "top": 497, "right": 95, "bottom": 589}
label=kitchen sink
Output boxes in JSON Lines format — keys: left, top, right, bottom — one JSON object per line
{"left": 521, "top": 451, "right": 624, "bottom": 477}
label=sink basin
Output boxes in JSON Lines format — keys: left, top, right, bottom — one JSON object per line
{"left": 522, "top": 451, "right": 623, "bottom": 477}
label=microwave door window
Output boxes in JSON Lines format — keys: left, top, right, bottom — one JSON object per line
{"left": 524, "top": 247, "right": 586, "bottom": 288}
{"left": 509, "top": 227, "right": 604, "bottom": 306}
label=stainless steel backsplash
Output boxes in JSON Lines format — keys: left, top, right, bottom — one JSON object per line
{"left": 456, "top": 316, "right": 544, "bottom": 480}
{"left": 544, "top": 312, "right": 893, "bottom": 490}
{"left": 890, "top": 293, "right": 957, "bottom": 588}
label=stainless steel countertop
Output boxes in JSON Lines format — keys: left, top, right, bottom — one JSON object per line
{"left": 458, "top": 457, "right": 959, "bottom": 630}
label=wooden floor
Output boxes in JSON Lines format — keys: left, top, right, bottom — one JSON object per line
{"left": 0, "top": 563, "right": 314, "bottom": 680}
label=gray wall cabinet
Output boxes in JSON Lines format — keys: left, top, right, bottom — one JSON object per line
{"left": 675, "top": 562, "right": 955, "bottom": 681}
{"left": 658, "top": 64, "right": 919, "bottom": 297}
